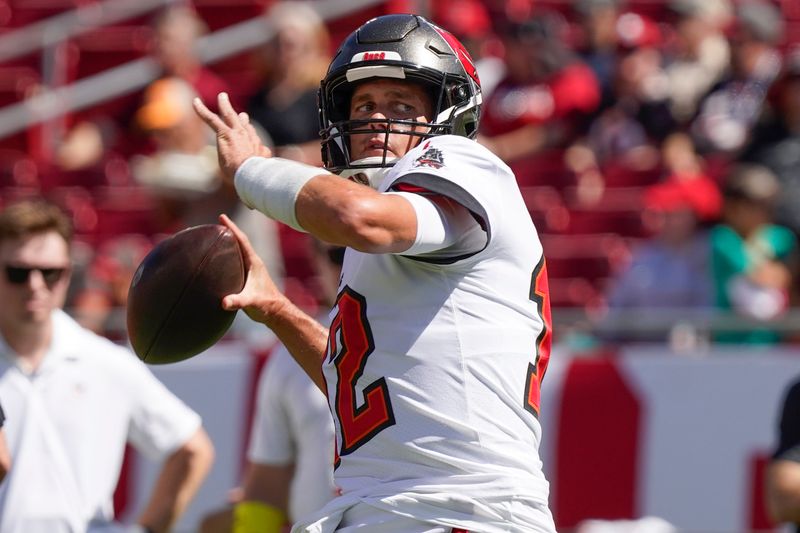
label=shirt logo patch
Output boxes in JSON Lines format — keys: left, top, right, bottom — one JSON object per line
{"left": 413, "top": 147, "right": 445, "bottom": 169}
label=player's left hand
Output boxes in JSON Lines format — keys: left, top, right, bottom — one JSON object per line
{"left": 193, "top": 93, "right": 272, "bottom": 184}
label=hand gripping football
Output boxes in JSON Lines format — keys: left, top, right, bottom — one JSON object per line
{"left": 126, "top": 224, "right": 246, "bottom": 364}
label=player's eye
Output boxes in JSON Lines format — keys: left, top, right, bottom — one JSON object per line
{"left": 351, "top": 101, "right": 374, "bottom": 116}
{"left": 393, "top": 102, "right": 414, "bottom": 114}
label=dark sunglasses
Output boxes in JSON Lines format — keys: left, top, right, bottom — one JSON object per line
{"left": 4, "top": 264, "right": 68, "bottom": 287}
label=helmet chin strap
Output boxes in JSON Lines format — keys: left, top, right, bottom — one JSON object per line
{"left": 338, "top": 156, "right": 398, "bottom": 190}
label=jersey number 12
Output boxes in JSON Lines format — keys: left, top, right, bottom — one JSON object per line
{"left": 328, "top": 287, "right": 395, "bottom": 462}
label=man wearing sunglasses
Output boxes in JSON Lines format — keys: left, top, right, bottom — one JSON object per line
{"left": 0, "top": 199, "right": 215, "bottom": 533}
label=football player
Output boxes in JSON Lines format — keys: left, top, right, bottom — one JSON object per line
{"left": 195, "top": 14, "right": 555, "bottom": 532}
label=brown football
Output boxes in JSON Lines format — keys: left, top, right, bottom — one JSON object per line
{"left": 126, "top": 224, "right": 246, "bottom": 364}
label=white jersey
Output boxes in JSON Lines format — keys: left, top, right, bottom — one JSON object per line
{"left": 0, "top": 310, "right": 201, "bottom": 533}
{"left": 248, "top": 342, "right": 337, "bottom": 522}
{"left": 302, "top": 136, "right": 554, "bottom": 532}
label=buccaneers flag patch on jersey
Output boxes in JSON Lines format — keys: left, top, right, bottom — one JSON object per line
{"left": 413, "top": 145, "right": 445, "bottom": 169}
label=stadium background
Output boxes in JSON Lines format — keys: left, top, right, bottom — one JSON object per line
{"left": 2, "top": 0, "right": 800, "bottom": 531}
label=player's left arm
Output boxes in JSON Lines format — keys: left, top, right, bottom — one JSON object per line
{"left": 137, "top": 427, "right": 215, "bottom": 533}
{"left": 234, "top": 462, "right": 293, "bottom": 533}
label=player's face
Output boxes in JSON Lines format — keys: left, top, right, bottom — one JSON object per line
{"left": 348, "top": 79, "right": 434, "bottom": 161}
{"left": 0, "top": 231, "right": 70, "bottom": 327}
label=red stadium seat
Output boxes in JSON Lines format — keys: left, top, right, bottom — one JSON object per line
{"left": 6, "top": 0, "right": 82, "bottom": 27}
{"left": 277, "top": 225, "right": 314, "bottom": 283}
{"left": 192, "top": 0, "right": 267, "bottom": 32}
{"left": 72, "top": 23, "right": 150, "bottom": 81}
{"left": 601, "top": 161, "right": 662, "bottom": 189}
{"left": 90, "top": 185, "right": 159, "bottom": 244}
{"left": 547, "top": 276, "right": 604, "bottom": 309}
{"left": 47, "top": 185, "right": 98, "bottom": 235}
{"left": 540, "top": 232, "right": 629, "bottom": 280}
{"left": 520, "top": 186, "right": 570, "bottom": 233}
{"left": 0, "top": 148, "right": 38, "bottom": 188}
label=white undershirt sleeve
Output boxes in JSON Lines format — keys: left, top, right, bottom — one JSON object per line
{"left": 387, "top": 191, "right": 486, "bottom": 257}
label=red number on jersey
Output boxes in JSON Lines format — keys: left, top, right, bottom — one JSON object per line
{"left": 524, "top": 256, "right": 552, "bottom": 416}
{"left": 328, "top": 287, "right": 395, "bottom": 461}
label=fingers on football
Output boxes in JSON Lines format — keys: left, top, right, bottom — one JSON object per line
{"left": 192, "top": 97, "right": 226, "bottom": 132}
{"left": 219, "top": 214, "right": 258, "bottom": 266}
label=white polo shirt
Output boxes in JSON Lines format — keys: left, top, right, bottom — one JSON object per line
{"left": 248, "top": 343, "right": 337, "bottom": 522}
{"left": 0, "top": 309, "right": 201, "bottom": 533}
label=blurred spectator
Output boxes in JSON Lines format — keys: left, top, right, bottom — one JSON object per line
{"left": 131, "top": 77, "right": 223, "bottom": 230}
{"left": 129, "top": 77, "right": 285, "bottom": 313}
{"left": 741, "top": 47, "right": 800, "bottom": 236}
{"left": 766, "top": 377, "right": 800, "bottom": 530}
{"left": 431, "top": 0, "right": 506, "bottom": 99}
{"left": 49, "top": 4, "right": 231, "bottom": 179}
{"left": 582, "top": 11, "right": 672, "bottom": 171}
{"left": 664, "top": 0, "right": 733, "bottom": 124}
{"left": 245, "top": 239, "right": 341, "bottom": 532}
{"left": 479, "top": 11, "right": 601, "bottom": 169}
{"left": 661, "top": 131, "right": 706, "bottom": 178}
{"left": 573, "top": 0, "right": 625, "bottom": 112}
{"left": 150, "top": 4, "right": 231, "bottom": 108}
{"left": 199, "top": 240, "right": 340, "bottom": 533}
{"left": 605, "top": 176, "right": 720, "bottom": 313}
{"left": 710, "top": 164, "right": 798, "bottom": 343}
{"left": 246, "top": 2, "right": 330, "bottom": 165}
{"left": 691, "top": 0, "right": 785, "bottom": 155}
{"left": 71, "top": 234, "right": 152, "bottom": 337}
{"left": 0, "top": 199, "right": 213, "bottom": 533}
{"left": 53, "top": 118, "right": 118, "bottom": 175}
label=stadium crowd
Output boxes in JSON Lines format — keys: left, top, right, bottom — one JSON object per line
{"left": 2, "top": 2, "right": 800, "bottom": 533}
{"left": 1, "top": 0, "right": 800, "bottom": 347}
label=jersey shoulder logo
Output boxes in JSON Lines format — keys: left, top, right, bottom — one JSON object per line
{"left": 413, "top": 146, "right": 445, "bottom": 169}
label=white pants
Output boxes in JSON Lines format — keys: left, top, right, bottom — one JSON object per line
{"left": 293, "top": 495, "right": 555, "bottom": 533}
{"left": 337, "top": 504, "right": 462, "bottom": 532}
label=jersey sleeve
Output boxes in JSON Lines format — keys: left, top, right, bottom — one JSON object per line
{"left": 774, "top": 380, "right": 800, "bottom": 462}
{"left": 114, "top": 346, "right": 201, "bottom": 460}
{"left": 386, "top": 136, "right": 511, "bottom": 262}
